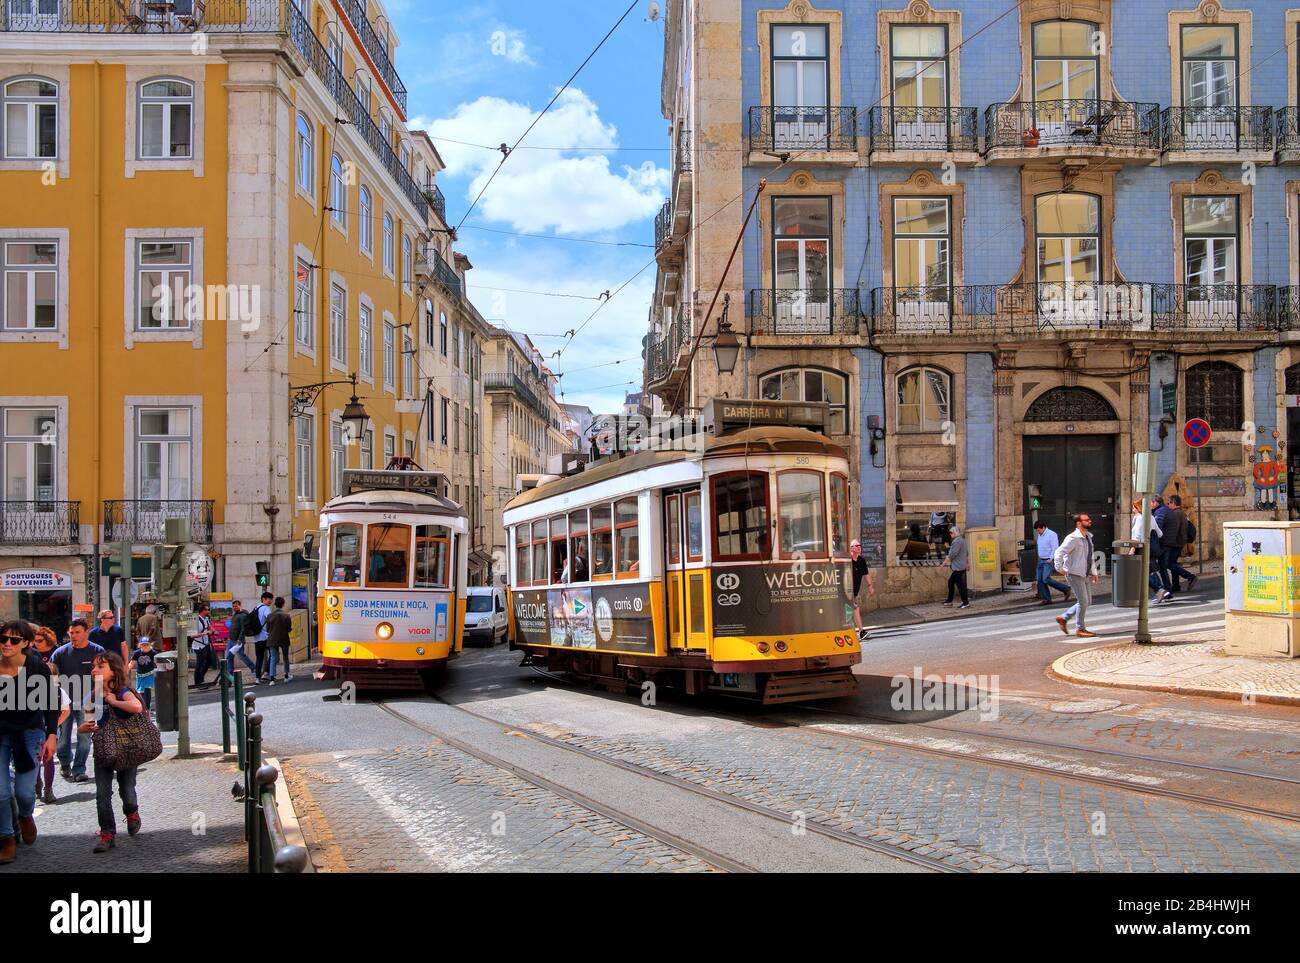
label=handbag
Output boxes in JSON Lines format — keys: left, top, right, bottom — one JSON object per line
{"left": 92, "top": 690, "right": 163, "bottom": 770}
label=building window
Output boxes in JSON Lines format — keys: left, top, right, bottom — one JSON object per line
{"left": 136, "top": 239, "right": 193, "bottom": 330}
{"left": 382, "top": 320, "right": 395, "bottom": 388}
{"left": 329, "top": 154, "right": 346, "bottom": 228}
{"left": 294, "top": 413, "right": 313, "bottom": 501}
{"left": 330, "top": 420, "right": 345, "bottom": 498}
{"left": 712, "top": 471, "right": 770, "bottom": 562}
{"left": 440, "top": 311, "right": 448, "bottom": 355}
{"left": 759, "top": 367, "right": 848, "bottom": 434}
{"left": 138, "top": 79, "right": 193, "bottom": 159}
{"left": 771, "top": 24, "right": 828, "bottom": 149}
{"left": 294, "top": 259, "right": 313, "bottom": 348}
{"left": 893, "top": 197, "right": 950, "bottom": 303}
{"left": 383, "top": 432, "right": 395, "bottom": 467}
{"left": 358, "top": 186, "right": 372, "bottom": 253}
{"left": 772, "top": 196, "right": 831, "bottom": 329}
{"left": 455, "top": 324, "right": 464, "bottom": 369}
{"left": 896, "top": 366, "right": 951, "bottom": 433}
{"left": 440, "top": 397, "right": 449, "bottom": 446}
{"left": 399, "top": 141, "right": 411, "bottom": 173}
{"left": 296, "top": 113, "right": 313, "bottom": 195}
{"left": 1183, "top": 195, "right": 1239, "bottom": 295}
{"left": 3, "top": 77, "right": 57, "bottom": 159}
{"left": 1032, "top": 21, "right": 1098, "bottom": 138}
{"left": 1181, "top": 24, "right": 1237, "bottom": 109}
{"left": 330, "top": 283, "right": 347, "bottom": 364}
{"left": 1184, "top": 361, "right": 1243, "bottom": 431}
{"left": 382, "top": 214, "right": 394, "bottom": 275}
{"left": 379, "top": 111, "right": 391, "bottom": 147}
{"left": 424, "top": 300, "right": 435, "bottom": 345}
{"left": 402, "top": 236, "right": 413, "bottom": 292}
{"left": 137, "top": 408, "right": 192, "bottom": 501}
{"left": 1035, "top": 192, "right": 1100, "bottom": 320}
{"left": 890, "top": 26, "right": 947, "bottom": 146}
{"left": 2, "top": 407, "right": 56, "bottom": 504}
{"left": 359, "top": 302, "right": 373, "bottom": 376}
{"left": 361, "top": 428, "right": 373, "bottom": 470}
{"left": 402, "top": 333, "right": 414, "bottom": 397}
{"left": 453, "top": 402, "right": 461, "bottom": 451}
{"left": 3, "top": 239, "right": 57, "bottom": 330}
{"left": 354, "top": 74, "right": 369, "bottom": 111}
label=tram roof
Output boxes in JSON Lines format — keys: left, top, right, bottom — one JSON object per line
{"left": 321, "top": 488, "right": 469, "bottom": 519}
{"left": 505, "top": 426, "right": 845, "bottom": 513}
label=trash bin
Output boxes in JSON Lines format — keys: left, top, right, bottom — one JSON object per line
{"left": 1111, "top": 540, "right": 1145, "bottom": 609}
{"left": 1017, "top": 540, "right": 1038, "bottom": 587}
{"left": 155, "top": 651, "right": 178, "bottom": 732}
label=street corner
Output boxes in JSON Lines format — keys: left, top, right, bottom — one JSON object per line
{"left": 1051, "top": 636, "right": 1300, "bottom": 707}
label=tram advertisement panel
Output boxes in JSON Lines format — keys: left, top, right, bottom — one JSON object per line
{"left": 323, "top": 590, "right": 451, "bottom": 644}
{"left": 711, "top": 561, "right": 851, "bottom": 637}
{"left": 513, "top": 584, "right": 655, "bottom": 653}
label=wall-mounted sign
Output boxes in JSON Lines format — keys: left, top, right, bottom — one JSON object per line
{"left": 1188, "top": 476, "right": 1246, "bottom": 498}
{"left": 0, "top": 570, "right": 72, "bottom": 592}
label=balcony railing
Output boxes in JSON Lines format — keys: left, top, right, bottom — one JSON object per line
{"left": 1276, "top": 107, "right": 1300, "bottom": 153}
{"left": 484, "top": 373, "right": 545, "bottom": 417}
{"left": 868, "top": 283, "right": 1284, "bottom": 336}
{"left": 1161, "top": 105, "right": 1274, "bottom": 153}
{"left": 423, "top": 246, "right": 461, "bottom": 300}
{"left": 675, "top": 127, "right": 692, "bottom": 173}
{"left": 645, "top": 320, "right": 686, "bottom": 386}
{"left": 749, "top": 106, "right": 858, "bottom": 154}
{"left": 654, "top": 199, "right": 673, "bottom": 251}
{"left": 0, "top": 501, "right": 80, "bottom": 546}
{"left": 336, "top": 0, "right": 407, "bottom": 114}
{"left": 287, "top": 3, "right": 427, "bottom": 221}
{"left": 747, "top": 288, "right": 863, "bottom": 336}
{"left": 985, "top": 99, "right": 1162, "bottom": 151}
{"left": 868, "top": 106, "right": 979, "bottom": 152}
{"left": 424, "top": 182, "right": 446, "bottom": 222}
{"left": 0, "top": 0, "right": 270, "bottom": 33}
{"left": 103, "top": 500, "right": 215, "bottom": 544}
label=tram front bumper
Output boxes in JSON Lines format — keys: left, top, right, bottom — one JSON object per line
{"left": 711, "top": 652, "right": 861, "bottom": 674}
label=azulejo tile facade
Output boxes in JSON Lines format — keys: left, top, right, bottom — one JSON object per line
{"left": 647, "top": 0, "right": 1300, "bottom": 605}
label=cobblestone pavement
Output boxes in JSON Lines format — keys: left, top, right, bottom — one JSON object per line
{"left": 0, "top": 740, "right": 245, "bottom": 874}
{"left": 1053, "top": 636, "right": 1300, "bottom": 705}
{"left": 283, "top": 741, "right": 716, "bottom": 872}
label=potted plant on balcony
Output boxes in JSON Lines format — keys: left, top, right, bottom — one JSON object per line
{"left": 1022, "top": 126, "right": 1042, "bottom": 148}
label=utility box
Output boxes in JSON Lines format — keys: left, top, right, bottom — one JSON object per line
{"left": 1223, "top": 522, "right": 1300, "bottom": 658}
{"left": 966, "top": 527, "right": 1001, "bottom": 593}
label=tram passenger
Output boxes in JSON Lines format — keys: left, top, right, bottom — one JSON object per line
{"left": 571, "top": 541, "right": 590, "bottom": 582}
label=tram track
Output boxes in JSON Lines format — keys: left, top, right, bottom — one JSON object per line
{"left": 372, "top": 695, "right": 968, "bottom": 873}
{"left": 522, "top": 665, "right": 1300, "bottom": 827}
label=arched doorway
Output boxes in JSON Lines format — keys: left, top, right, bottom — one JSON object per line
{"left": 1022, "top": 387, "right": 1119, "bottom": 549}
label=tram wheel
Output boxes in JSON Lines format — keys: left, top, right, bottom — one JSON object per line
{"left": 419, "top": 666, "right": 447, "bottom": 692}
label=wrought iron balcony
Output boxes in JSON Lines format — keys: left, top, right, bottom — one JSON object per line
{"left": 424, "top": 182, "right": 446, "bottom": 222}
{"left": 748, "top": 106, "right": 858, "bottom": 155}
{"left": 0, "top": 501, "right": 80, "bottom": 546}
{"left": 868, "top": 283, "right": 1283, "bottom": 337}
{"left": 654, "top": 199, "right": 674, "bottom": 251}
{"left": 484, "top": 374, "right": 545, "bottom": 417}
{"left": 675, "top": 127, "right": 692, "bottom": 173}
{"left": 747, "top": 288, "right": 863, "bottom": 336}
{"left": 103, "top": 500, "right": 214, "bottom": 544}
{"left": 985, "top": 99, "right": 1162, "bottom": 151}
{"left": 1277, "top": 286, "right": 1300, "bottom": 328}
{"left": 1161, "top": 105, "right": 1274, "bottom": 153}
{"left": 421, "top": 246, "right": 461, "bottom": 300}
{"left": 867, "top": 106, "right": 979, "bottom": 153}
{"left": 336, "top": 0, "right": 407, "bottom": 114}
{"left": 0, "top": 0, "right": 247, "bottom": 33}
{"left": 1276, "top": 107, "right": 1300, "bottom": 154}
{"left": 645, "top": 320, "right": 686, "bottom": 386}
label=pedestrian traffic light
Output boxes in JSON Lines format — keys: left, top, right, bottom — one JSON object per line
{"left": 104, "top": 541, "right": 132, "bottom": 580}
{"left": 152, "top": 544, "right": 186, "bottom": 599}
{"left": 255, "top": 561, "right": 270, "bottom": 588}
{"left": 1027, "top": 484, "right": 1043, "bottom": 511}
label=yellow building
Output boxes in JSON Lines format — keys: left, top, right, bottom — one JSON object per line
{"left": 0, "top": 0, "right": 486, "bottom": 628}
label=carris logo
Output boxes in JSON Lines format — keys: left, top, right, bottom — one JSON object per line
{"left": 716, "top": 573, "right": 740, "bottom": 591}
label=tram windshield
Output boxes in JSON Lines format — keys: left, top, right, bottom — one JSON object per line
{"left": 713, "top": 472, "right": 770, "bottom": 561}
{"left": 414, "top": 524, "right": 451, "bottom": 588}
{"left": 330, "top": 524, "right": 362, "bottom": 586}
{"left": 777, "top": 470, "right": 827, "bottom": 558}
{"left": 367, "top": 523, "right": 411, "bottom": 587}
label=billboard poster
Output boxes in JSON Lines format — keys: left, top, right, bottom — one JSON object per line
{"left": 1226, "top": 527, "right": 1287, "bottom": 615}
{"left": 711, "top": 561, "right": 851, "bottom": 638}
{"left": 1244, "top": 555, "right": 1285, "bottom": 614}
{"left": 591, "top": 584, "right": 655, "bottom": 653}
{"left": 512, "top": 590, "right": 551, "bottom": 646}
{"left": 512, "top": 584, "right": 655, "bottom": 653}
{"left": 322, "top": 590, "right": 450, "bottom": 644}
{"left": 547, "top": 588, "right": 595, "bottom": 648}
{"left": 208, "top": 593, "right": 234, "bottom": 644}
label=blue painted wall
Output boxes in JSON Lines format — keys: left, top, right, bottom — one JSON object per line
{"left": 964, "top": 353, "right": 996, "bottom": 526}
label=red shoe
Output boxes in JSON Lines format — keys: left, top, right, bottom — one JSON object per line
{"left": 18, "top": 816, "right": 36, "bottom": 846}
{"left": 126, "top": 813, "right": 142, "bottom": 837}
{"left": 93, "top": 832, "right": 115, "bottom": 854}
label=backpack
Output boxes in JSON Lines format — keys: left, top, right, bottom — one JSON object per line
{"left": 1184, "top": 519, "right": 1197, "bottom": 544}
{"left": 250, "top": 604, "right": 270, "bottom": 636}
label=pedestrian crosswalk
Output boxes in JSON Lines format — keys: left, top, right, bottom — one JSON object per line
{"left": 942, "top": 596, "right": 1224, "bottom": 645}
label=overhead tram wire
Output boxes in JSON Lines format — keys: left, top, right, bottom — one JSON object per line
{"left": 557, "top": 0, "right": 1028, "bottom": 364}
{"left": 452, "top": 0, "right": 641, "bottom": 235}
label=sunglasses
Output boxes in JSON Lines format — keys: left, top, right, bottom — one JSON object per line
{"left": 0, "top": 636, "right": 25, "bottom": 645}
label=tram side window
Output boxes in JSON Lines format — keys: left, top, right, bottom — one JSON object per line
{"left": 568, "top": 509, "right": 590, "bottom": 582}
{"left": 591, "top": 505, "right": 614, "bottom": 578}
{"left": 531, "top": 520, "right": 549, "bottom": 587}
{"left": 415, "top": 525, "right": 450, "bottom": 588}
{"left": 777, "top": 470, "right": 827, "bottom": 559}
{"left": 366, "top": 523, "right": 411, "bottom": 587}
{"left": 686, "top": 491, "right": 704, "bottom": 561}
{"left": 514, "top": 525, "right": 531, "bottom": 585}
{"left": 330, "top": 524, "right": 362, "bottom": 586}
{"left": 615, "top": 497, "right": 640, "bottom": 577}
{"left": 830, "top": 473, "right": 850, "bottom": 558}
{"left": 713, "top": 472, "right": 771, "bottom": 561}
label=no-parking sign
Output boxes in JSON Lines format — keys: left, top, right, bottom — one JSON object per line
{"left": 1183, "top": 418, "right": 1212, "bottom": 449}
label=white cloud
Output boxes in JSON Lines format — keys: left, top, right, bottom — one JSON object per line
{"left": 427, "top": 89, "right": 669, "bottom": 235}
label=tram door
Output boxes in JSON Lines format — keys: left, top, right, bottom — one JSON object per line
{"left": 665, "top": 488, "right": 708, "bottom": 652}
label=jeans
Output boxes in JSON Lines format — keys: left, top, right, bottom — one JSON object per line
{"left": 267, "top": 644, "right": 290, "bottom": 680}
{"left": 946, "top": 570, "right": 969, "bottom": 605}
{"left": 226, "top": 641, "right": 257, "bottom": 676}
{"left": 192, "top": 644, "right": 213, "bottom": 686}
{"left": 1063, "top": 575, "right": 1092, "bottom": 630}
{"left": 94, "top": 764, "right": 138, "bottom": 835}
{"left": 1160, "top": 546, "right": 1195, "bottom": 592}
{"left": 0, "top": 728, "right": 44, "bottom": 836}
{"left": 57, "top": 707, "right": 92, "bottom": 778}
{"left": 1036, "top": 560, "right": 1070, "bottom": 600}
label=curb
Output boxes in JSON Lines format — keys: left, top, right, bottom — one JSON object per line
{"left": 264, "top": 754, "right": 316, "bottom": 872}
{"left": 1050, "top": 644, "right": 1300, "bottom": 707}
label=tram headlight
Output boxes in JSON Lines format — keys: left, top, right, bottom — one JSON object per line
{"left": 375, "top": 622, "right": 395, "bottom": 641}
{"left": 756, "top": 642, "right": 770, "bottom": 654}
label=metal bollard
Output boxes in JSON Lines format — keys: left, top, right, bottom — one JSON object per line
{"left": 245, "top": 712, "right": 263, "bottom": 872}
{"left": 219, "top": 668, "right": 232, "bottom": 754}
{"left": 253, "top": 763, "right": 278, "bottom": 873}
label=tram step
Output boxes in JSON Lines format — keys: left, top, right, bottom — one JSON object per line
{"left": 762, "top": 669, "right": 858, "bottom": 705}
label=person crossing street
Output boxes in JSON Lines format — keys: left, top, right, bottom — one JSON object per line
{"left": 1053, "top": 514, "right": 1100, "bottom": 638}
{"left": 848, "top": 539, "right": 875, "bottom": 642}
{"left": 1032, "top": 521, "right": 1071, "bottom": 605}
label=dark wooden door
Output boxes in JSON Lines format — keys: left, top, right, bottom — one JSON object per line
{"left": 1022, "top": 435, "right": 1116, "bottom": 550}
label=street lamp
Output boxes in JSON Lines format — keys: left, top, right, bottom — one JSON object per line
{"left": 291, "top": 373, "right": 370, "bottom": 439}
{"left": 712, "top": 316, "right": 741, "bottom": 376}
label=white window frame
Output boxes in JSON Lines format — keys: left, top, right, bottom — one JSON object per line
{"left": 329, "top": 153, "right": 347, "bottom": 232}
{"left": 2, "top": 76, "right": 58, "bottom": 160}
{"left": 295, "top": 411, "right": 315, "bottom": 504}
{"left": 294, "top": 256, "right": 315, "bottom": 351}
{"left": 361, "top": 427, "right": 374, "bottom": 470}
{"left": 329, "top": 279, "right": 347, "bottom": 367}
{"left": 358, "top": 299, "right": 374, "bottom": 382}
{"left": 402, "top": 332, "right": 414, "bottom": 397}
{"left": 136, "top": 406, "right": 193, "bottom": 502}
{"left": 382, "top": 214, "right": 395, "bottom": 277}
{"left": 138, "top": 78, "right": 194, "bottom": 160}
{"left": 383, "top": 431, "right": 395, "bottom": 468}
{"left": 2, "top": 237, "right": 58, "bottom": 332}
{"left": 402, "top": 235, "right": 413, "bottom": 293}
{"left": 135, "top": 237, "right": 194, "bottom": 332}
{"left": 296, "top": 112, "right": 313, "bottom": 197}
{"left": 382, "top": 319, "right": 396, "bottom": 389}
{"left": 358, "top": 185, "right": 373, "bottom": 256}
{"left": 330, "top": 418, "right": 346, "bottom": 499}
{"left": 1, "top": 405, "right": 58, "bottom": 506}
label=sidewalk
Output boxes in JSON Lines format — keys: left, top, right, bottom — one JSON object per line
{"left": 0, "top": 738, "right": 246, "bottom": 873}
{"left": 1052, "top": 632, "right": 1300, "bottom": 706}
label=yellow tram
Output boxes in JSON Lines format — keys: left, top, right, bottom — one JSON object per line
{"left": 313, "top": 469, "right": 468, "bottom": 689}
{"left": 503, "top": 400, "right": 862, "bottom": 704}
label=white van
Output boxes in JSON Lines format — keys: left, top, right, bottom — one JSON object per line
{"left": 463, "top": 586, "right": 508, "bottom": 646}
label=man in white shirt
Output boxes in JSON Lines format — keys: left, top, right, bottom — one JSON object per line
{"left": 1053, "top": 513, "right": 1100, "bottom": 638}
{"left": 1032, "top": 521, "right": 1070, "bottom": 605}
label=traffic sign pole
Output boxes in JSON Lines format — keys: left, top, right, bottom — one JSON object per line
{"left": 1183, "top": 419, "right": 1212, "bottom": 576}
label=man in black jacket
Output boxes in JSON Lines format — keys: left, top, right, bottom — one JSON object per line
{"left": 1154, "top": 495, "right": 1197, "bottom": 594}
{"left": 224, "top": 600, "right": 258, "bottom": 683}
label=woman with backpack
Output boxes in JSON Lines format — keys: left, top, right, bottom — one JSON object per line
{"left": 80, "top": 651, "right": 157, "bottom": 854}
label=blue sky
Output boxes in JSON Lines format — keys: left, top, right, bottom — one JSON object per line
{"left": 385, "top": 0, "right": 669, "bottom": 414}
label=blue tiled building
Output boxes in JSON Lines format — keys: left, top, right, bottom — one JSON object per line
{"left": 648, "top": 0, "right": 1298, "bottom": 604}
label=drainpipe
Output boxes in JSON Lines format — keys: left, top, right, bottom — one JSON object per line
{"left": 91, "top": 62, "right": 103, "bottom": 607}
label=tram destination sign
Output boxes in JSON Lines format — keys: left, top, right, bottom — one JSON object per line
{"left": 701, "top": 399, "right": 829, "bottom": 435}
{"left": 343, "top": 470, "right": 447, "bottom": 497}
{"left": 711, "top": 561, "right": 852, "bottom": 638}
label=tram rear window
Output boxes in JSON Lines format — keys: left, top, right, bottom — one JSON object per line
{"left": 777, "top": 470, "right": 827, "bottom": 559}
{"left": 330, "top": 524, "right": 362, "bottom": 586}
{"left": 366, "top": 523, "right": 411, "bottom": 587}
{"left": 713, "top": 472, "right": 770, "bottom": 561}
{"left": 415, "top": 525, "right": 450, "bottom": 588}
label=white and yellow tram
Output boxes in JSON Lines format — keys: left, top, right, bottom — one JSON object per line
{"left": 314, "top": 470, "right": 467, "bottom": 689}
{"left": 503, "top": 400, "right": 862, "bottom": 704}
